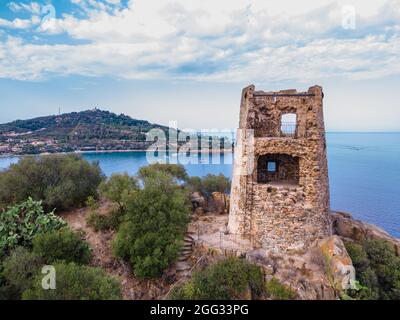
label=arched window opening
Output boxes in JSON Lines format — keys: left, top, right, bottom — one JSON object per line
{"left": 280, "top": 113, "right": 297, "bottom": 137}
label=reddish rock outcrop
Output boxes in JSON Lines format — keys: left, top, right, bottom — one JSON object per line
{"left": 211, "top": 192, "right": 230, "bottom": 214}
{"left": 318, "top": 235, "right": 355, "bottom": 290}
{"left": 332, "top": 211, "right": 400, "bottom": 256}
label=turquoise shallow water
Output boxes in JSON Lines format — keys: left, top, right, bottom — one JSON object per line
{"left": 1, "top": 133, "right": 399, "bottom": 237}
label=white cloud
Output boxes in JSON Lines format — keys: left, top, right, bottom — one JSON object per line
{"left": 7, "top": 1, "right": 41, "bottom": 14}
{"left": 0, "top": 16, "right": 38, "bottom": 29}
{"left": 0, "top": 0, "right": 399, "bottom": 83}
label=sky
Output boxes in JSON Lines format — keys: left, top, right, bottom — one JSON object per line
{"left": 0, "top": 0, "right": 399, "bottom": 131}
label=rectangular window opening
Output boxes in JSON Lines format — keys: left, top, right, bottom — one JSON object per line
{"left": 267, "top": 161, "right": 277, "bottom": 172}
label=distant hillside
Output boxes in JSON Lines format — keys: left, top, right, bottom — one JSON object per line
{"left": 0, "top": 108, "right": 166, "bottom": 139}
{"left": 0, "top": 109, "right": 169, "bottom": 154}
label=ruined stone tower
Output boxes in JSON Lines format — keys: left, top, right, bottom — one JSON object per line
{"left": 228, "top": 85, "right": 332, "bottom": 253}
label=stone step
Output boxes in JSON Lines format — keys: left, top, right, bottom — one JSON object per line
{"left": 178, "top": 256, "right": 189, "bottom": 262}
{"left": 179, "top": 254, "right": 191, "bottom": 261}
{"left": 178, "top": 270, "right": 191, "bottom": 278}
{"left": 176, "top": 261, "right": 191, "bottom": 272}
{"left": 185, "top": 233, "right": 196, "bottom": 239}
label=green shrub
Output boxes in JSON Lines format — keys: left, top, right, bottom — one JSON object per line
{"left": 32, "top": 228, "right": 91, "bottom": 265}
{"left": 85, "top": 196, "right": 100, "bottom": 211}
{"left": 113, "top": 171, "right": 190, "bottom": 279}
{"left": 0, "top": 198, "right": 66, "bottom": 256}
{"left": 138, "top": 163, "right": 189, "bottom": 183}
{"left": 106, "top": 208, "right": 126, "bottom": 230}
{"left": 1, "top": 247, "right": 44, "bottom": 298}
{"left": 100, "top": 174, "right": 138, "bottom": 212}
{"left": 86, "top": 212, "right": 110, "bottom": 232}
{"left": 187, "top": 174, "right": 231, "bottom": 198}
{"left": 0, "top": 284, "right": 16, "bottom": 300}
{"left": 86, "top": 208, "right": 125, "bottom": 232}
{"left": 364, "top": 239, "right": 400, "bottom": 300}
{"left": 22, "top": 262, "right": 122, "bottom": 300}
{"left": 265, "top": 278, "right": 296, "bottom": 300}
{"left": 345, "top": 242, "right": 370, "bottom": 272}
{"left": 187, "top": 176, "right": 202, "bottom": 192}
{"left": 345, "top": 239, "right": 400, "bottom": 300}
{"left": 0, "top": 154, "right": 104, "bottom": 211}
{"left": 170, "top": 258, "right": 264, "bottom": 300}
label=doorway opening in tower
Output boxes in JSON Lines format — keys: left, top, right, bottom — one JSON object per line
{"left": 280, "top": 113, "right": 297, "bottom": 137}
{"left": 256, "top": 154, "right": 300, "bottom": 186}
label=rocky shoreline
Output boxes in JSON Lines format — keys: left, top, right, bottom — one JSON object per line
{"left": 332, "top": 211, "right": 400, "bottom": 254}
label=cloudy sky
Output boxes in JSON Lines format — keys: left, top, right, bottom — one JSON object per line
{"left": 0, "top": 0, "right": 399, "bottom": 131}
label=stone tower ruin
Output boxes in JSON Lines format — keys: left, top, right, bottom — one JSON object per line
{"left": 228, "top": 85, "right": 332, "bottom": 253}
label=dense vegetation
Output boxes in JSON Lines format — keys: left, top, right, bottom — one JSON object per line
{"left": 0, "top": 155, "right": 122, "bottom": 300}
{"left": 187, "top": 174, "right": 231, "bottom": 196}
{"left": 1, "top": 247, "right": 44, "bottom": 299}
{"left": 99, "top": 174, "right": 139, "bottom": 212}
{"left": 170, "top": 258, "right": 265, "bottom": 300}
{"left": 1, "top": 224, "right": 95, "bottom": 300}
{"left": 0, "top": 211, "right": 120, "bottom": 300}
{"left": 0, "top": 198, "right": 66, "bottom": 257}
{"left": 0, "top": 153, "right": 236, "bottom": 299}
{"left": 138, "top": 163, "right": 189, "bottom": 183}
{"left": 22, "top": 262, "right": 122, "bottom": 300}
{"left": 345, "top": 239, "right": 400, "bottom": 300}
{"left": 87, "top": 165, "right": 233, "bottom": 280}
{"left": 32, "top": 229, "right": 92, "bottom": 265}
{"left": 86, "top": 174, "right": 140, "bottom": 232}
{"left": 0, "top": 154, "right": 103, "bottom": 211}
{"left": 170, "top": 257, "right": 298, "bottom": 300}
{"left": 113, "top": 165, "right": 191, "bottom": 279}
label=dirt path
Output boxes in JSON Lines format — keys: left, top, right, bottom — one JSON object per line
{"left": 59, "top": 201, "right": 172, "bottom": 300}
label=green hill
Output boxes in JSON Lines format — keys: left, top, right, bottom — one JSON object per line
{"left": 0, "top": 108, "right": 169, "bottom": 154}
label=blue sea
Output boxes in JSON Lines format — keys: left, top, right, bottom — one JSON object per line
{"left": 1, "top": 133, "right": 399, "bottom": 238}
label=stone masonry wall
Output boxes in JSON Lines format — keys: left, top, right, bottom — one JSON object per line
{"left": 228, "top": 85, "right": 332, "bottom": 253}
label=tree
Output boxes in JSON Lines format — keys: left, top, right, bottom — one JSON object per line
{"left": 138, "top": 163, "right": 189, "bottom": 183}
{"left": 99, "top": 173, "right": 138, "bottom": 212}
{"left": 32, "top": 228, "right": 92, "bottom": 265}
{"left": 0, "top": 154, "right": 104, "bottom": 212}
{"left": 22, "top": 262, "right": 122, "bottom": 300}
{"left": 0, "top": 198, "right": 66, "bottom": 256}
{"left": 113, "top": 171, "right": 190, "bottom": 279}
{"left": 187, "top": 174, "right": 231, "bottom": 198}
